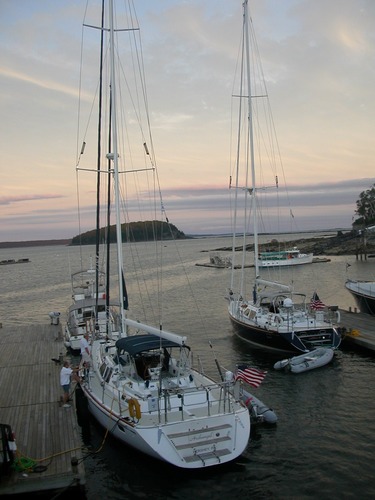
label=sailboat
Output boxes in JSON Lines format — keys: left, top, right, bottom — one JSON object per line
{"left": 227, "top": 0, "right": 341, "bottom": 354}
{"left": 76, "top": 0, "right": 250, "bottom": 468}
{"left": 64, "top": 264, "right": 120, "bottom": 355}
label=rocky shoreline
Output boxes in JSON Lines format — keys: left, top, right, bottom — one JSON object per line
{"left": 213, "top": 230, "right": 375, "bottom": 257}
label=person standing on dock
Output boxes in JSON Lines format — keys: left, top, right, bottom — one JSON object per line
{"left": 60, "top": 360, "right": 78, "bottom": 408}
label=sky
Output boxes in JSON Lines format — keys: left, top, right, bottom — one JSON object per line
{"left": 1, "top": 0, "right": 374, "bottom": 242}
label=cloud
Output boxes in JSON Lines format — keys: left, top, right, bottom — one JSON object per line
{"left": 0, "top": 194, "right": 65, "bottom": 206}
{"left": 0, "top": 66, "right": 79, "bottom": 99}
{"left": 1, "top": 1, "right": 374, "bottom": 241}
{"left": 0, "top": 177, "right": 372, "bottom": 241}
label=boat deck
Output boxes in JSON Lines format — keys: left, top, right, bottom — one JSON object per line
{"left": 0, "top": 323, "right": 85, "bottom": 497}
{"left": 340, "top": 309, "right": 375, "bottom": 354}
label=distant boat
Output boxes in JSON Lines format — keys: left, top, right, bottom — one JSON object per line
{"left": 274, "top": 347, "right": 334, "bottom": 374}
{"left": 226, "top": 0, "right": 341, "bottom": 354}
{"left": 345, "top": 279, "right": 375, "bottom": 315}
{"left": 258, "top": 247, "right": 313, "bottom": 268}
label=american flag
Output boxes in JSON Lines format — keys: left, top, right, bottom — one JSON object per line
{"left": 235, "top": 365, "right": 267, "bottom": 388}
{"left": 310, "top": 292, "right": 325, "bottom": 311}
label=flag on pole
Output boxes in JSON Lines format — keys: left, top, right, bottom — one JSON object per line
{"left": 235, "top": 365, "right": 267, "bottom": 388}
{"left": 310, "top": 292, "right": 325, "bottom": 311}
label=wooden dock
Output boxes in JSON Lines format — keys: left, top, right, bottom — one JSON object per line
{"left": 339, "top": 309, "right": 375, "bottom": 353}
{"left": 0, "top": 323, "right": 85, "bottom": 497}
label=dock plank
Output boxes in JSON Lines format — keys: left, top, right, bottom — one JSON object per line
{"left": 0, "top": 323, "right": 85, "bottom": 496}
{"left": 340, "top": 309, "right": 375, "bottom": 353}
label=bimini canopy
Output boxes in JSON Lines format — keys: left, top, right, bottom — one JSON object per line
{"left": 116, "top": 334, "right": 186, "bottom": 357}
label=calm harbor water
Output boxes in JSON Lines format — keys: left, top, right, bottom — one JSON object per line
{"left": 1, "top": 234, "right": 375, "bottom": 499}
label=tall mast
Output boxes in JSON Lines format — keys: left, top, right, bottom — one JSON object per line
{"left": 244, "top": 0, "right": 259, "bottom": 278}
{"left": 108, "top": 0, "right": 126, "bottom": 335}
{"left": 95, "top": 0, "right": 105, "bottom": 334}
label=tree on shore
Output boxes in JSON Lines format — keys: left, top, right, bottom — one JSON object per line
{"left": 354, "top": 183, "right": 375, "bottom": 228}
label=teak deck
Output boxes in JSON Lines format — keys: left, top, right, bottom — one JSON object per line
{"left": 0, "top": 323, "right": 85, "bottom": 496}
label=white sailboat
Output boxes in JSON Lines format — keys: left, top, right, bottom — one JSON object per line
{"left": 64, "top": 265, "right": 119, "bottom": 355}
{"left": 77, "top": 0, "right": 250, "bottom": 468}
{"left": 227, "top": 0, "right": 341, "bottom": 354}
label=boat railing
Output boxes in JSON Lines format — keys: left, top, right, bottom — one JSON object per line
{"left": 157, "top": 379, "right": 236, "bottom": 424}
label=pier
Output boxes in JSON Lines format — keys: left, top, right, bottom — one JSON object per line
{"left": 0, "top": 323, "right": 85, "bottom": 497}
{"left": 340, "top": 309, "right": 375, "bottom": 353}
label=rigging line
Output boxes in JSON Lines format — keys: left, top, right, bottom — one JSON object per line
{"left": 75, "top": 0, "right": 89, "bottom": 167}
{"left": 126, "top": 0, "right": 152, "bottom": 151}
{"left": 110, "top": 171, "right": 155, "bottom": 322}
{"left": 76, "top": 21, "right": 111, "bottom": 169}
{"left": 229, "top": 21, "right": 246, "bottom": 281}
{"left": 114, "top": 13, "right": 156, "bottom": 167}
{"left": 161, "top": 202, "right": 212, "bottom": 344}
{"left": 75, "top": 170, "right": 84, "bottom": 269}
{"left": 153, "top": 171, "right": 164, "bottom": 325}
{"left": 122, "top": 203, "right": 160, "bottom": 324}
{"left": 247, "top": 5, "right": 296, "bottom": 226}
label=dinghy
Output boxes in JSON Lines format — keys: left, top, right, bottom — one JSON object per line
{"left": 226, "top": 367, "right": 277, "bottom": 424}
{"left": 241, "top": 390, "right": 278, "bottom": 424}
{"left": 274, "top": 347, "right": 334, "bottom": 374}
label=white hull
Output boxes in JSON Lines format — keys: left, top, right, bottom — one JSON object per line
{"left": 274, "top": 347, "right": 334, "bottom": 373}
{"left": 258, "top": 253, "right": 313, "bottom": 268}
{"left": 345, "top": 279, "right": 375, "bottom": 315}
{"left": 64, "top": 328, "right": 82, "bottom": 353}
{"left": 80, "top": 337, "right": 250, "bottom": 468}
{"left": 84, "top": 388, "right": 250, "bottom": 467}
{"left": 64, "top": 296, "right": 120, "bottom": 354}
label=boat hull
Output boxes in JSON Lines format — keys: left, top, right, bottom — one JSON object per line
{"left": 229, "top": 312, "right": 340, "bottom": 354}
{"left": 274, "top": 347, "right": 334, "bottom": 373}
{"left": 345, "top": 280, "right": 375, "bottom": 315}
{"left": 258, "top": 253, "right": 313, "bottom": 268}
{"left": 81, "top": 381, "right": 250, "bottom": 469}
{"left": 231, "top": 317, "right": 298, "bottom": 354}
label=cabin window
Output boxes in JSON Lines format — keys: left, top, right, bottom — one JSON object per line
{"left": 103, "top": 366, "right": 113, "bottom": 383}
{"left": 99, "top": 363, "right": 106, "bottom": 378}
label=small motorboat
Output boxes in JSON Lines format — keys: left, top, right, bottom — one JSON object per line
{"left": 274, "top": 347, "right": 334, "bottom": 374}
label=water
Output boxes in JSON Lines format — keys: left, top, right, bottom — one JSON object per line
{"left": 1, "top": 236, "right": 375, "bottom": 499}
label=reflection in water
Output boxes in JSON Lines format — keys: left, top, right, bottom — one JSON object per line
{"left": 0, "top": 238, "right": 375, "bottom": 498}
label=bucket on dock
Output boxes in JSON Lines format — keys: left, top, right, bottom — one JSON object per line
{"left": 48, "top": 311, "right": 60, "bottom": 325}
